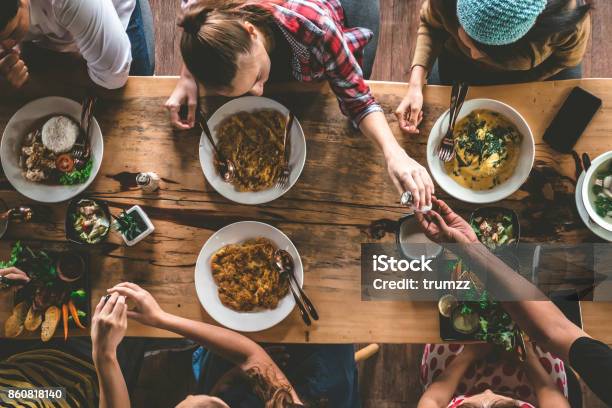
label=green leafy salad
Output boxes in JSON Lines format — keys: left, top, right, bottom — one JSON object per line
{"left": 471, "top": 213, "right": 516, "bottom": 250}
{"left": 447, "top": 260, "right": 517, "bottom": 352}
{"left": 0, "top": 241, "right": 58, "bottom": 285}
{"left": 459, "top": 287, "right": 517, "bottom": 351}
{"left": 60, "top": 159, "right": 93, "bottom": 186}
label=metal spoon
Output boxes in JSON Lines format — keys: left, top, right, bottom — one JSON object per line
{"left": 582, "top": 152, "right": 592, "bottom": 171}
{"left": 280, "top": 272, "right": 311, "bottom": 326}
{"left": 198, "top": 109, "right": 236, "bottom": 183}
{"left": 0, "top": 206, "right": 33, "bottom": 240}
{"left": 0, "top": 206, "right": 33, "bottom": 221}
{"left": 273, "top": 249, "right": 319, "bottom": 321}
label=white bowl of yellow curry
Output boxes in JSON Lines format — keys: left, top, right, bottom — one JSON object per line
{"left": 427, "top": 99, "right": 535, "bottom": 204}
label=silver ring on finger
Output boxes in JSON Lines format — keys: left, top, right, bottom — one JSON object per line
{"left": 400, "top": 191, "right": 413, "bottom": 207}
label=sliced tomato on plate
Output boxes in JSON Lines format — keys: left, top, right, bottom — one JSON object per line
{"left": 56, "top": 154, "right": 75, "bottom": 173}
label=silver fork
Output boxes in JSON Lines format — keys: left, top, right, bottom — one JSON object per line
{"left": 73, "top": 96, "right": 97, "bottom": 161}
{"left": 276, "top": 111, "right": 294, "bottom": 189}
{"left": 437, "top": 82, "right": 469, "bottom": 162}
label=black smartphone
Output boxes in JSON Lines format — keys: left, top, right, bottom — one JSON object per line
{"left": 543, "top": 87, "right": 602, "bottom": 153}
{"left": 550, "top": 289, "right": 583, "bottom": 329}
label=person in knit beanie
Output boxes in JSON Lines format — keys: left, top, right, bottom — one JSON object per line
{"left": 396, "top": 0, "right": 591, "bottom": 135}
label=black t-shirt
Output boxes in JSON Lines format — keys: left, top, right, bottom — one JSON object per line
{"left": 569, "top": 337, "right": 612, "bottom": 406}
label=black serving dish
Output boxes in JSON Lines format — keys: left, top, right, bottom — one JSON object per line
{"left": 11, "top": 245, "right": 92, "bottom": 334}
{"left": 437, "top": 260, "right": 477, "bottom": 342}
{"left": 65, "top": 197, "right": 111, "bottom": 245}
{"left": 438, "top": 256, "right": 520, "bottom": 343}
{"left": 468, "top": 207, "right": 521, "bottom": 252}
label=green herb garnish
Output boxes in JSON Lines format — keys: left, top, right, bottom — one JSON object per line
{"left": 60, "top": 159, "right": 93, "bottom": 185}
{"left": 0, "top": 241, "right": 23, "bottom": 268}
{"left": 70, "top": 289, "right": 87, "bottom": 300}
{"left": 452, "top": 260, "right": 517, "bottom": 352}
{"left": 0, "top": 242, "right": 56, "bottom": 284}
{"left": 114, "top": 210, "right": 144, "bottom": 241}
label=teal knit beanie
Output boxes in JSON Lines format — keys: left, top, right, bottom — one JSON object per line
{"left": 457, "top": 0, "right": 547, "bottom": 46}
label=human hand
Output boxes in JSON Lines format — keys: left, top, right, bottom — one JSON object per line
{"left": 165, "top": 75, "right": 199, "bottom": 130}
{"left": 415, "top": 197, "right": 478, "bottom": 244}
{"left": 385, "top": 147, "right": 434, "bottom": 210}
{"left": 395, "top": 84, "right": 424, "bottom": 134}
{"left": 0, "top": 49, "right": 29, "bottom": 88}
{"left": 91, "top": 292, "right": 127, "bottom": 361}
{"left": 0, "top": 267, "right": 30, "bottom": 289}
{"left": 107, "top": 282, "right": 165, "bottom": 327}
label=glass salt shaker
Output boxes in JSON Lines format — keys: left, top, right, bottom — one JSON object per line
{"left": 136, "top": 172, "right": 161, "bottom": 193}
{"left": 400, "top": 191, "right": 432, "bottom": 213}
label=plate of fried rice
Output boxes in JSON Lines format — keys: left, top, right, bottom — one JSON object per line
{"left": 0, "top": 97, "right": 103, "bottom": 203}
{"left": 199, "top": 96, "right": 306, "bottom": 205}
{"left": 194, "top": 221, "right": 304, "bottom": 332}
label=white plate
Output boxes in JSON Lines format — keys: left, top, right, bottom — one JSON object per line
{"left": 194, "top": 221, "right": 304, "bottom": 332}
{"left": 581, "top": 151, "right": 612, "bottom": 232}
{"left": 576, "top": 171, "right": 612, "bottom": 241}
{"left": 0, "top": 97, "right": 103, "bottom": 203}
{"left": 427, "top": 98, "right": 535, "bottom": 204}
{"left": 199, "top": 96, "right": 306, "bottom": 205}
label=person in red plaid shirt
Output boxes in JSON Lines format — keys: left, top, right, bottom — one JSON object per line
{"left": 165, "top": 0, "right": 434, "bottom": 210}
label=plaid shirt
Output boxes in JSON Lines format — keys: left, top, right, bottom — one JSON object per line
{"left": 259, "top": 0, "right": 383, "bottom": 125}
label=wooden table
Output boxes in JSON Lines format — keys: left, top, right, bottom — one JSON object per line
{"left": 1, "top": 77, "right": 612, "bottom": 343}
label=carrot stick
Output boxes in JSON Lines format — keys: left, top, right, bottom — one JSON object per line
{"left": 68, "top": 300, "right": 86, "bottom": 329}
{"left": 62, "top": 304, "right": 69, "bottom": 341}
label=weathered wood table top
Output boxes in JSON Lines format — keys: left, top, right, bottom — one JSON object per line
{"left": 1, "top": 77, "right": 612, "bottom": 343}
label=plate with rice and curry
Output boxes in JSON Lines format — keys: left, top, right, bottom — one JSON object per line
{"left": 427, "top": 98, "right": 535, "bottom": 204}
{"left": 0, "top": 97, "right": 103, "bottom": 203}
{"left": 194, "top": 221, "right": 304, "bottom": 332}
{"left": 199, "top": 96, "right": 306, "bottom": 205}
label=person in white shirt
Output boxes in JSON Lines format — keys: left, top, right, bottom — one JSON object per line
{"left": 0, "top": 0, "right": 154, "bottom": 90}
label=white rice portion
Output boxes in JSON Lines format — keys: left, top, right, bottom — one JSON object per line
{"left": 41, "top": 115, "right": 79, "bottom": 154}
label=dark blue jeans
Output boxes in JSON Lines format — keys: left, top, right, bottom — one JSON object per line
{"left": 126, "top": 0, "right": 155, "bottom": 76}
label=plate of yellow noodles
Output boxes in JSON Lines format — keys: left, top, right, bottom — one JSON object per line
{"left": 427, "top": 99, "right": 535, "bottom": 204}
{"left": 194, "top": 221, "right": 304, "bottom": 332}
{"left": 199, "top": 96, "right": 306, "bottom": 205}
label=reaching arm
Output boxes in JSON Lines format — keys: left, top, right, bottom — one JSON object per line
{"left": 396, "top": 0, "right": 449, "bottom": 134}
{"left": 522, "top": 344, "right": 570, "bottom": 408}
{"left": 359, "top": 111, "right": 434, "bottom": 209}
{"left": 108, "top": 282, "right": 299, "bottom": 401}
{"left": 453, "top": 242, "right": 588, "bottom": 361}
{"left": 315, "top": 15, "right": 434, "bottom": 209}
{"left": 91, "top": 293, "right": 130, "bottom": 408}
{"left": 415, "top": 198, "right": 588, "bottom": 362}
{"left": 165, "top": 64, "right": 200, "bottom": 129}
{"left": 157, "top": 312, "right": 268, "bottom": 368}
{"left": 418, "top": 345, "right": 483, "bottom": 408}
